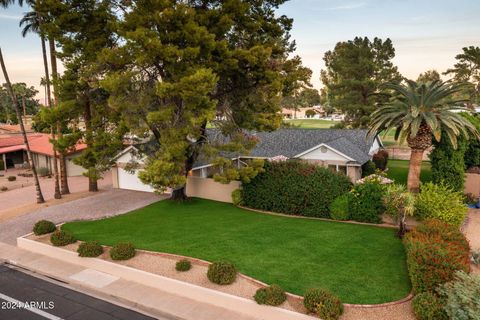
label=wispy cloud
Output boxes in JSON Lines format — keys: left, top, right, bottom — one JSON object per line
{"left": 328, "top": 2, "right": 366, "bottom": 10}
{"left": 0, "top": 13, "right": 22, "bottom": 20}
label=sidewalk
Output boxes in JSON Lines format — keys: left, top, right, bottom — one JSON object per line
{"left": 0, "top": 242, "right": 259, "bottom": 320}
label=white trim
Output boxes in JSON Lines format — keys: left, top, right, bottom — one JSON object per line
{"left": 112, "top": 145, "right": 139, "bottom": 162}
{"left": 294, "top": 143, "right": 355, "bottom": 161}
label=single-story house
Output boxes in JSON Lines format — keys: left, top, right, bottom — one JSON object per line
{"left": 112, "top": 128, "right": 383, "bottom": 193}
{"left": 0, "top": 133, "right": 87, "bottom": 176}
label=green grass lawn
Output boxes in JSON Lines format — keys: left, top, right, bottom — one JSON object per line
{"left": 62, "top": 199, "right": 410, "bottom": 304}
{"left": 386, "top": 159, "right": 432, "bottom": 185}
{"left": 284, "top": 119, "right": 339, "bottom": 129}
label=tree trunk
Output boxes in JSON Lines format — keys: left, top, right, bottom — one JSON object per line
{"left": 49, "top": 38, "right": 70, "bottom": 195}
{"left": 397, "top": 208, "right": 407, "bottom": 238}
{"left": 41, "top": 36, "right": 61, "bottom": 199}
{"left": 170, "top": 186, "right": 187, "bottom": 201}
{"left": 84, "top": 98, "right": 98, "bottom": 192}
{"left": 407, "top": 149, "right": 425, "bottom": 193}
{"left": 0, "top": 48, "right": 45, "bottom": 203}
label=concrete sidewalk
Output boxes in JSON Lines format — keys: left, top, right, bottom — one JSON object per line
{"left": 0, "top": 242, "right": 259, "bottom": 320}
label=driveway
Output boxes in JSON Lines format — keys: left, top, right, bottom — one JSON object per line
{"left": 0, "top": 171, "right": 113, "bottom": 213}
{"left": 0, "top": 189, "right": 165, "bottom": 244}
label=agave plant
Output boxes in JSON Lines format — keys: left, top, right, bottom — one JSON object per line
{"left": 368, "top": 80, "right": 479, "bottom": 192}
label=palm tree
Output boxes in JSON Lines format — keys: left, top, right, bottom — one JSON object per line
{"left": 368, "top": 80, "right": 479, "bottom": 192}
{"left": 20, "top": 1, "right": 61, "bottom": 199}
{"left": 0, "top": 48, "right": 45, "bottom": 203}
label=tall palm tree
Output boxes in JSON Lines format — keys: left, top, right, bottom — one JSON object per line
{"left": 0, "top": 48, "right": 45, "bottom": 203}
{"left": 20, "top": 1, "right": 61, "bottom": 199}
{"left": 368, "top": 80, "right": 479, "bottom": 192}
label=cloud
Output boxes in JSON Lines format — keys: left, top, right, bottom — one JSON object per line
{"left": 328, "top": 2, "right": 366, "bottom": 10}
{"left": 0, "top": 13, "right": 21, "bottom": 20}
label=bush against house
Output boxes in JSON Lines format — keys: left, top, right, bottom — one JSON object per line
{"left": 242, "top": 161, "right": 351, "bottom": 218}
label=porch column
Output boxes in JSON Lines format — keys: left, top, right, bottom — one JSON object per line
{"left": 2, "top": 153, "right": 6, "bottom": 172}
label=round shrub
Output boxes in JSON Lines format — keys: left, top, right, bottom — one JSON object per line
{"left": 412, "top": 292, "right": 447, "bottom": 320}
{"left": 254, "top": 284, "right": 287, "bottom": 306}
{"left": 175, "top": 259, "right": 192, "bottom": 272}
{"left": 110, "top": 242, "right": 136, "bottom": 260}
{"left": 303, "top": 288, "right": 343, "bottom": 320}
{"left": 415, "top": 182, "right": 468, "bottom": 227}
{"left": 33, "top": 220, "right": 56, "bottom": 235}
{"left": 7, "top": 176, "right": 16, "bottom": 181}
{"left": 349, "top": 180, "right": 385, "bottom": 223}
{"left": 207, "top": 261, "right": 237, "bottom": 285}
{"left": 329, "top": 194, "right": 351, "bottom": 220}
{"left": 242, "top": 161, "right": 352, "bottom": 218}
{"left": 231, "top": 189, "right": 243, "bottom": 206}
{"left": 77, "top": 241, "right": 103, "bottom": 257}
{"left": 1, "top": 186, "right": 7, "bottom": 191}
{"left": 50, "top": 230, "right": 76, "bottom": 246}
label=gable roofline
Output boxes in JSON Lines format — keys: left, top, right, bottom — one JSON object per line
{"left": 293, "top": 143, "right": 355, "bottom": 161}
{"left": 112, "top": 145, "right": 139, "bottom": 162}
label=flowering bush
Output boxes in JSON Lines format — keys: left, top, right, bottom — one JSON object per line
{"left": 349, "top": 180, "right": 385, "bottom": 223}
{"left": 403, "top": 220, "right": 470, "bottom": 293}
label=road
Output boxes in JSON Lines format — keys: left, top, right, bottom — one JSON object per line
{"left": 0, "top": 264, "right": 172, "bottom": 320}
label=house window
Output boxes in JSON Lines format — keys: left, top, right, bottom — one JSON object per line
{"left": 328, "top": 165, "right": 337, "bottom": 172}
{"left": 338, "top": 165, "right": 347, "bottom": 175}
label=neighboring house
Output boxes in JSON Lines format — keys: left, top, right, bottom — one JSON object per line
{"left": 282, "top": 107, "right": 324, "bottom": 119}
{"left": 0, "top": 133, "right": 87, "bottom": 176}
{"left": 112, "top": 129, "right": 383, "bottom": 193}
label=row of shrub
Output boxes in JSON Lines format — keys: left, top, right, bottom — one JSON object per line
{"left": 33, "top": 220, "right": 136, "bottom": 260}
{"left": 405, "top": 219, "right": 480, "bottom": 319}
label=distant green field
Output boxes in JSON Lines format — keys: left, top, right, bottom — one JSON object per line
{"left": 284, "top": 119, "right": 339, "bottom": 129}
{"left": 386, "top": 159, "right": 432, "bottom": 185}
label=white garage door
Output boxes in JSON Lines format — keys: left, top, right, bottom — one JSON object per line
{"left": 118, "top": 168, "right": 155, "bottom": 193}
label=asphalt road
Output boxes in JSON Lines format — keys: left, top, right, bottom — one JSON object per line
{"left": 0, "top": 264, "right": 167, "bottom": 320}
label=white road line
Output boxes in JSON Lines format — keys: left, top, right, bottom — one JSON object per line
{"left": 0, "top": 292, "right": 63, "bottom": 320}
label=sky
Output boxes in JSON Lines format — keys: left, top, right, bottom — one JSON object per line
{"left": 1, "top": 0, "right": 479, "bottom": 101}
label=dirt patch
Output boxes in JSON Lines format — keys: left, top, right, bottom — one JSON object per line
{"left": 30, "top": 233, "right": 414, "bottom": 319}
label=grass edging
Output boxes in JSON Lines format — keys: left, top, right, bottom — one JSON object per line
{"left": 237, "top": 205, "right": 398, "bottom": 229}
{"left": 20, "top": 227, "right": 413, "bottom": 309}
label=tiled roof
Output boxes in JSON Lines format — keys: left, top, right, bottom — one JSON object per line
{"left": 0, "top": 133, "right": 87, "bottom": 156}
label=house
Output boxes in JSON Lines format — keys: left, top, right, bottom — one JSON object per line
{"left": 112, "top": 129, "right": 383, "bottom": 193}
{"left": 0, "top": 133, "right": 87, "bottom": 176}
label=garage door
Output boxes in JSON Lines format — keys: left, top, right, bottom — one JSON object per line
{"left": 118, "top": 168, "right": 155, "bottom": 193}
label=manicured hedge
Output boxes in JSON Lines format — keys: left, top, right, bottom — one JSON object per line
{"left": 412, "top": 292, "right": 447, "bottom": 320}
{"left": 50, "top": 230, "right": 76, "bottom": 247}
{"left": 175, "top": 259, "right": 192, "bottom": 272}
{"left": 303, "top": 288, "right": 343, "bottom": 320}
{"left": 33, "top": 220, "right": 56, "bottom": 235}
{"left": 349, "top": 181, "right": 385, "bottom": 223}
{"left": 243, "top": 161, "right": 352, "bottom": 218}
{"left": 254, "top": 284, "right": 286, "bottom": 306}
{"left": 110, "top": 242, "right": 136, "bottom": 260}
{"left": 77, "top": 241, "right": 103, "bottom": 257}
{"left": 207, "top": 261, "right": 237, "bottom": 285}
{"left": 403, "top": 220, "right": 470, "bottom": 294}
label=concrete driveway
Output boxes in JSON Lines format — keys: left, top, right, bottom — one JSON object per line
{"left": 0, "top": 189, "right": 165, "bottom": 244}
{"left": 0, "top": 171, "right": 113, "bottom": 213}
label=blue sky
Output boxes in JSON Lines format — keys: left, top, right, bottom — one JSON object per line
{"left": 1, "top": 0, "right": 480, "bottom": 100}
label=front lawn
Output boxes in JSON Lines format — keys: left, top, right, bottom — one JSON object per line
{"left": 284, "top": 119, "right": 339, "bottom": 129}
{"left": 386, "top": 159, "right": 432, "bottom": 185}
{"left": 62, "top": 199, "right": 411, "bottom": 304}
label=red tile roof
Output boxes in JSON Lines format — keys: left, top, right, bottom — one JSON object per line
{"left": 0, "top": 133, "right": 87, "bottom": 157}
